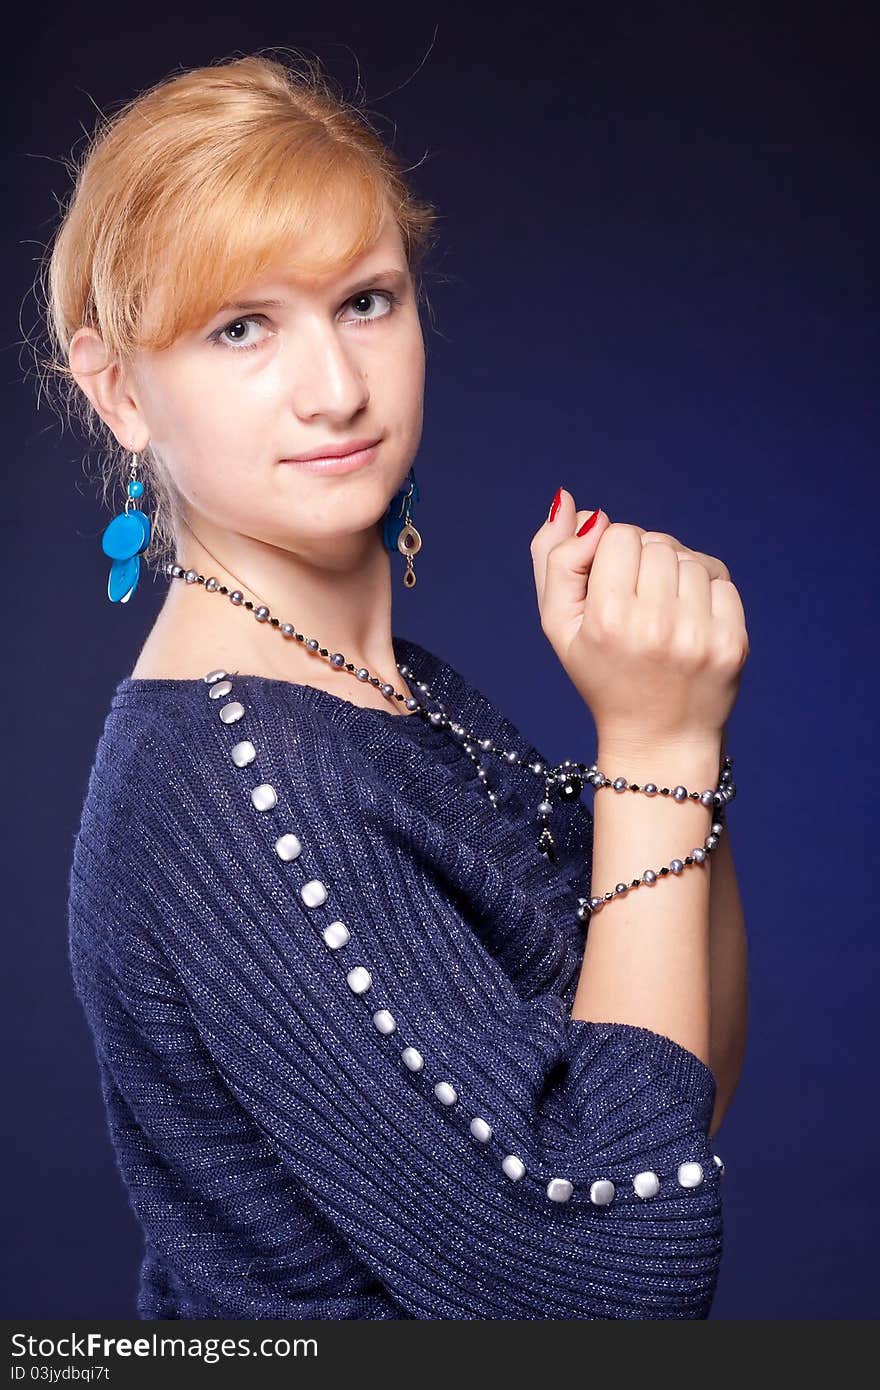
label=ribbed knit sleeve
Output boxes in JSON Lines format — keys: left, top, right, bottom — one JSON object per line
{"left": 67, "top": 662, "right": 725, "bottom": 1321}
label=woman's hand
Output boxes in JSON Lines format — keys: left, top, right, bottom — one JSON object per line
{"left": 529, "top": 490, "right": 749, "bottom": 747}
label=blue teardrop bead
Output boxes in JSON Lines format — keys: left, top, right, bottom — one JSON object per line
{"left": 108, "top": 553, "right": 141, "bottom": 602}
{"left": 102, "top": 509, "right": 150, "bottom": 559}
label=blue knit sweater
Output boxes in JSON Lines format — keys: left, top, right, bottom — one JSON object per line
{"left": 67, "top": 633, "right": 724, "bottom": 1320}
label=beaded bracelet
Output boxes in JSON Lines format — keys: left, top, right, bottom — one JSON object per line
{"left": 574, "top": 756, "right": 736, "bottom": 922}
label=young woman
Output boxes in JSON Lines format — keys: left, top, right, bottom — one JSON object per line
{"left": 48, "top": 50, "right": 749, "bottom": 1320}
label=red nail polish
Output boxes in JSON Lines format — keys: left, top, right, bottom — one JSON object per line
{"left": 576, "top": 509, "right": 600, "bottom": 536}
{"left": 548, "top": 486, "right": 562, "bottom": 522}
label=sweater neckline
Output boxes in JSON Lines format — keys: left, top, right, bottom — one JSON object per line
{"left": 111, "top": 633, "right": 447, "bottom": 729}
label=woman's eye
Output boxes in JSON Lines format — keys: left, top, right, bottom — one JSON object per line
{"left": 209, "top": 288, "right": 400, "bottom": 353}
{"left": 210, "top": 315, "right": 270, "bottom": 352}
{"left": 342, "top": 288, "right": 399, "bottom": 327}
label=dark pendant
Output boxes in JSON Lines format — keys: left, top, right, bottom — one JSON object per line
{"left": 556, "top": 772, "right": 584, "bottom": 801}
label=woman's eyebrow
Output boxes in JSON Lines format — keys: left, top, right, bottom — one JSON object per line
{"left": 215, "top": 267, "right": 408, "bottom": 317}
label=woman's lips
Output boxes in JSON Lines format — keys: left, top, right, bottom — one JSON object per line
{"left": 279, "top": 442, "right": 380, "bottom": 474}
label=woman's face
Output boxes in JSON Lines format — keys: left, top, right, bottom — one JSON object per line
{"left": 127, "top": 209, "right": 425, "bottom": 561}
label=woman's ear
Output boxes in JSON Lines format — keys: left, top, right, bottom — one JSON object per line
{"left": 68, "top": 327, "right": 149, "bottom": 452}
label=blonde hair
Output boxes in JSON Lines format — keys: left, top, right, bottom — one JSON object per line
{"left": 33, "top": 48, "right": 440, "bottom": 575}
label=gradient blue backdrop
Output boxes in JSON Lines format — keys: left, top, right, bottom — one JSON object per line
{"left": 4, "top": 3, "right": 876, "bottom": 1319}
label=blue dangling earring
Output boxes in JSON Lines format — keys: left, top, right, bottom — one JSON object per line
{"left": 101, "top": 450, "right": 152, "bottom": 603}
{"left": 382, "top": 464, "right": 421, "bottom": 588}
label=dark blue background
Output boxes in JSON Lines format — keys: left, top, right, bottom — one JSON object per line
{"left": 4, "top": 3, "right": 876, "bottom": 1319}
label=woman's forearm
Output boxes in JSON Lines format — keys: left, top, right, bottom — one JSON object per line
{"left": 706, "top": 827, "right": 749, "bottom": 1136}
{"left": 570, "top": 735, "right": 723, "bottom": 1068}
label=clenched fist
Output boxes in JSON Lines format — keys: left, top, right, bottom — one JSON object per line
{"left": 530, "top": 490, "right": 749, "bottom": 747}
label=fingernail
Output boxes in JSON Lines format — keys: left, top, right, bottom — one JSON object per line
{"left": 576, "top": 509, "right": 600, "bottom": 536}
{"left": 548, "top": 486, "right": 563, "bottom": 522}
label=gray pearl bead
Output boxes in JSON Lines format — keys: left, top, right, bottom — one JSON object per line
{"left": 713, "top": 1154, "right": 725, "bottom": 1177}
{"left": 274, "top": 833, "right": 302, "bottom": 861}
{"left": 505, "top": 749, "right": 518, "bottom": 763}
{"left": 331, "top": 653, "right": 345, "bottom": 667}
{"left": 546, "top": 1178, "right": 573, "bottom": 1202}
{"left": 430, "top": 712, "right": 443, "bottom": 725}
{"left": 590, "top": 1179, "right": 615, "bottom": 1205}
{"left": 219, "top": 701, "right": 245, "bottom": 724}
{"left": 531, "top": 762, "right": 545, "bottom": 775}
{"left": 642, "top": 869, "right": 657, "bottom": 885}
{"left": 205, "top": 576, "right": 219, "bottom": 591}
{"left": 672, "top": 785, "right": 688, "bottom": 802}
{"left": 280, "top": 624, "right": 294, "bottom": 638}
{"left": 643, "top": 783, "right": 658, "bottom": 795}
{"left": 356, "top": 668, "right": 369, "bottom": 682}
{"left": 230, "top": 590, "right": 244, "bottom": 605}
{"left": 706, "top": 833, "right": 719, "bottom": 850}
{"left": 185, "top": 569, "right": 198, "bottom": 584}
{"left": 230, "top": 739, "right": 256, "bottom": 767}
{"left": 614, "top": 882, "right": 629, "bottom": 895}
{"left": 613, "top": 777, "right": 628, "bottom": 792}
{"left": 700, "top": 789, "right": 715, "bottom": 807}
{"left": 538, "top": 801, "right": 553, "bottom": 816}
{"left": 253, "top": 605, "right": 269, "bottom": 622}
{"left": 250, "top": 783, "right": 277, "bottom": 811}
{"left": 670, "top": 858, "right": 684, "bottom": 874}
{"left": 712, "top": 822, "right": 724, "bottom": 836}
{"left": 691, "top": 847, "right": 707, "bottom": 864}
{"left": 209, "top": 679, "right": 233, "bottom": 699}
{"left": 306, "top": 638, "right": 318, "bottom": 651}
{"left": 589, "top": 897, "right": 604, "bottom": 911}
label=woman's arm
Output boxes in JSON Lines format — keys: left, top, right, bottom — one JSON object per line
{"left": 571, "top": 735, "right": 721, "bottom": 1070}
{"left": 705, "top": 726, "right": 749, "bottom": 1136}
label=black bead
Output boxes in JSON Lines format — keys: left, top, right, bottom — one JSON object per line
{"left": 630, "top": 878, "right": 640, "bottom": 887}
{"left": 295, "top": 634, "right": 304, "bottom": 642}
{"left": 219, "top": 586, "right": 229, "bottom": 594}
{"left": 270, "top": 617, "right": 279, "bottom": 626}
{"left": 659, "top": 867, "right": 669, "bottom": 875}
{"left": 319, "top": 647, "right": 328, "bottom": 655}
{"left": 244, "top": 600, "right": 253, "bottom": 609}
{"left": 557, "top": 773, "right": 583, "bottom": 801}
{"left": 660, "top": 788, "right": 670, "bottom": 795}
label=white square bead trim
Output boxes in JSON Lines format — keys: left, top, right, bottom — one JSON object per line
{"left": 300, "top": 879, "right": 328, "bottom": 908}
{"left": 346, "top": 966, "right": 372, "bottom": 995}
{"left": 322, "top": 921, "right": 350, "bottom": 949}
{"left": 633, "top": 1170, "right": 660, "bottom": 1200}
{"left": 677, "top": 1161, "right": 704, "bottom": 1189}
{"left": 546, "top": 1178, "right": 574, "bottom": 1202}
{"left": 204, "top": 669, "right": 727, "bottom": 1211}
{"left": 251, "top": 783, "right": 278, "bottom": 811}
{"left": 231, "top": 740, "right": 256, "bottom": 767}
